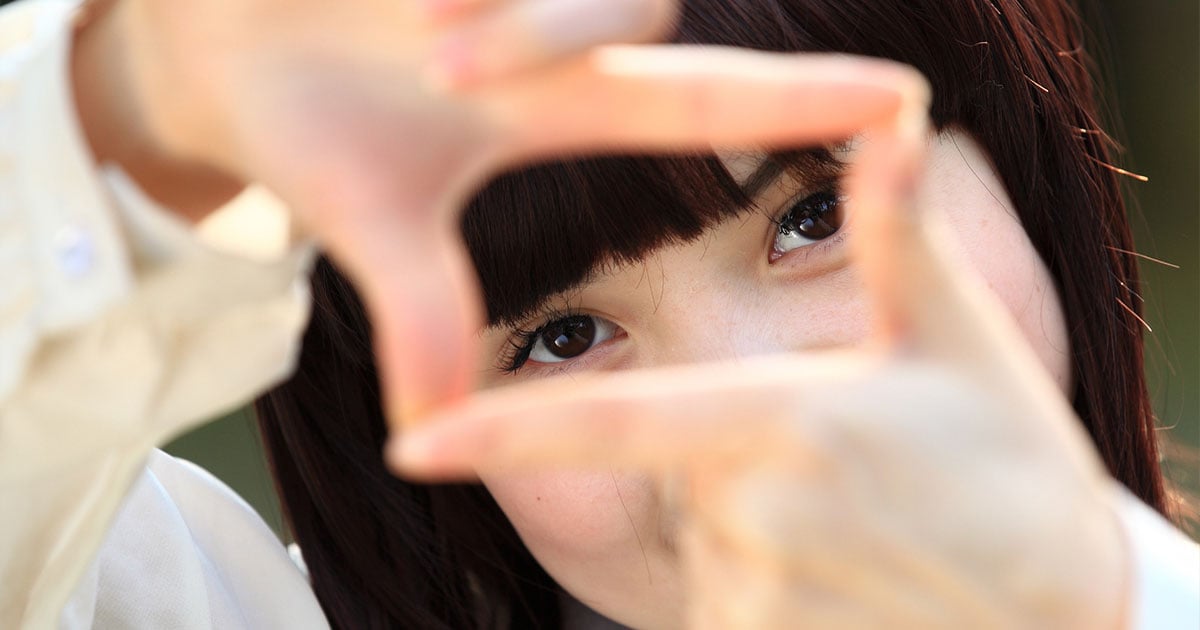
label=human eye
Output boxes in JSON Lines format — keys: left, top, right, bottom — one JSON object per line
{"left": 770, "top": 187, "right": 847, "bottom": 261}
{"left": 501, "top": 312, "right": 620, "bottom": 373}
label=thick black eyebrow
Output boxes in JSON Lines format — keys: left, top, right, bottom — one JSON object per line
{"left": 739, "top": 147, "right": 847, "bottom": 201}
{"left": 738, "top": 155, "right": 789, "bottom": 200}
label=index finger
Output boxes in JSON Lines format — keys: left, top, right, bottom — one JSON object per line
{"left": 390, "top": 354, "right": 865, "bottom": 478}
{"left": 484, "top": 47, "right": 927, "bottom": 156}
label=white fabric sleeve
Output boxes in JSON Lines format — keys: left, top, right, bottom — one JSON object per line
{"left": 0, "top": 1, "right": 316, "bottom": 627}
{"left": 1117, "top": 488, "right": 1200, "bottom": 629}
{"left": 59, "top": 451, "right": 329, "bottom": 630}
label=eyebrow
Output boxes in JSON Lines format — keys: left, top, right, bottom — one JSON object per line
{"left": 738, "top": 155, "right": 790, "bottom": 200}
{"left": 739, "top": 146, "right": 849, "bottom": 200}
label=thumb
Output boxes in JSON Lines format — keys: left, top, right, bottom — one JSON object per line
{"left": 350, "top": 212, "right": 482, "bottom": 429}
{"left": 255, "top": 107, "right": 487, "bottom": 432}
{"left": 848, "top": 93, "right": 1045, "bottom": 379}
{"left": 848, "top": 90, "right": 990, "bottom": 362}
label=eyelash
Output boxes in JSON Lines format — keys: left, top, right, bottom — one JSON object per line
{"left": 768, "top": 179, "right": 842, "bottom": 228}
{"left": 498, "top": 306, "right": 580, "bottom": 374}
{"left": 767, "top": 182, "right": 848, "bottom": 260}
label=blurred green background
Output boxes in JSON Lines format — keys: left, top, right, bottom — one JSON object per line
{"left": 158, "top": 0, "right": 1200, "bottom": 540}
{"left": 1095, "top": 0, "right": 1200, "bottom": 515}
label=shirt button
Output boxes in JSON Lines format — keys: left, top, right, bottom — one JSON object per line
{"left": 55, "top": 224, "right": 96, "bottom": 278}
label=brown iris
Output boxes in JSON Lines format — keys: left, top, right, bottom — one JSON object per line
{"left": 780, "top": 190, "right": 843, "bottom": 240}
{"left": 538, "top": 316, "right": 597, "bottom": 360}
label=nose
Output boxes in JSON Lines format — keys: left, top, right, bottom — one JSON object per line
{"left": 638, "top": 272, "right": 784, "bottom": 366}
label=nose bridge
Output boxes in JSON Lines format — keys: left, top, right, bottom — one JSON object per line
{"left": 645, "top": 271, "right": 776, "bottom": 365}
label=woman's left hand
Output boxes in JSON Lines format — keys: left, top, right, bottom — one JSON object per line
{"left": 389, "top": 80, "right": 1128, "bottom": 629}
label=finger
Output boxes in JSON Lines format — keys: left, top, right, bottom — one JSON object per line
{"left": 483, "top": 48, "right": 925, "bottom": 156}
{"left": 844, "top": 107, "right": 942, "bottom": 349}
{"left": 251, "top": 104, "right": 489, "bottom": 430}
{"left": 693, "top": 472, "right": 1007, "bottom": 627}
{"left": 424, "top": 0, "right": 678, "bottom": 89}
{"left": 355, "top": 218, "right": 484, "bottom": 428}
{"left": 388, "top": 354, "right": 864, "bottom": 478}
{"left": 844, "top": 95, "right": 1046, "bottom": 373}
{"left": 303, "top": 182, "right": 485, "bottom": 429}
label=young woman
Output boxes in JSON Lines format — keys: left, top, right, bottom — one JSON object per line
{"left": 0, "top": 0, "right": 1195, "bottom": 628}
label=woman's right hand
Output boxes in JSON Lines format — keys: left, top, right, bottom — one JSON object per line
{"left": 71, "top": 0, "right": 926, "bottom": 438}
{"left": 71, "top": 0, "right": 679, "bottom": 422}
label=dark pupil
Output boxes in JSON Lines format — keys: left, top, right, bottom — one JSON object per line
{"left": 781, "top": 191, "right": 842, "bottom": 240}
{"left": 540, "top": 316, "right": 596, "bottom": 359}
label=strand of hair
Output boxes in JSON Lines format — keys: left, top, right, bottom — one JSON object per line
{"left": 1024, "top": 74, "right": 1051, "bottom": 93}
{"left": 1118, "top": 280, "right": 1145, "bottom": 303}
{"left": 1070, "top": 126, "right": 1123, "bottom": 152}
{"left": 1074, "top": 126, "right": 1112, "bottom": 140}
{"left": 1116, "top": 298, "right": 1153, "bottom": 333}
{"left": 1107, "top": 246, "right": 1181, "bottom": 269}
{"left": 1086, "top": 155, "right": 1150, "bottom": 182}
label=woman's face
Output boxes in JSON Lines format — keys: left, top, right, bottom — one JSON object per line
{"left": 473, "top": 130, "right": 1071, "bottom": 628}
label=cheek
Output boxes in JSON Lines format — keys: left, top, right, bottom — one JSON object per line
{"left": 922, "top": 133, "right": 1072, "bottom": 391}
{"left": 960, "top": 217, "right": 1072, "bottom": 390}
{"left": 479, "top": 470, "right": 659, "bottom": 554}
{"left": 478, "top": 469, "right": 681, "bottom": 624}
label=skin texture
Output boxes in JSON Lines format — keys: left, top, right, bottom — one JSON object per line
{"left": 471, "top": 131, "right": 1074, "bottom": 628}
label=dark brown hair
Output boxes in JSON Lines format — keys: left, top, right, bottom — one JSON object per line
{"left": 256, "top": 1, "right": 1165, "bottom": 627}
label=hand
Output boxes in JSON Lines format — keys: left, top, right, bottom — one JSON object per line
{"left": 390, "top": 91, "right": 1129, "bottom": 627}
{"left": 72, "top": 0, "right": 922, "bottom": 432}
